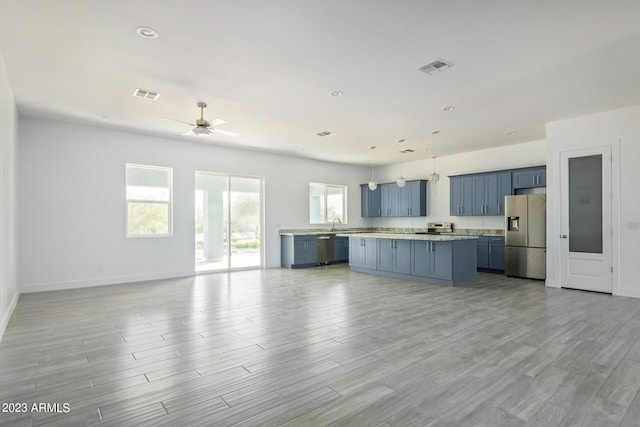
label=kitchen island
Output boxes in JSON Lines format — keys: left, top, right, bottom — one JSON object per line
{"left": 338, "top": 233, "right": 478, "bottom": 286}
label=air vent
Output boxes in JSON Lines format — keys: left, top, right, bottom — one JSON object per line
{"left": 133, "top": 88, "right": 160, "bottom": 100}
{"left": 418, "top": 59, "right": 454, "bottom": 75}
{"left": 316, "top": 131, "right": 336, "bottom": 137}
{"left": 399, "top": 149, "right": 415, "bottom": 154}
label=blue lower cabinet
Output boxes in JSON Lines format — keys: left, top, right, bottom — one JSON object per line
{"left": 350, "top": 237, "right": 476, "bottom": 286}
{"left": 489, "top": 237, "right": 505, "bottom": 270}
{"left": 281, "top": 235, "right": 318, "bottom": 268}
{"left": 477, "top": 236, "right": 505, "bottom": 271}
{"left": 333, "top": 236, "right": 349, "bottom": 262}
{"left": 378, "top": 239, "right": 411, "bottom": 274}
{"left": 349, "top": 237, "right": 377, "bottom": 269}
{"left": 412, "top": 240, "right": 453, "bottom": 280}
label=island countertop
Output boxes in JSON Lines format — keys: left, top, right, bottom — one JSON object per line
{"left": 336, "top": 232, "right": 479, "bottom": 241}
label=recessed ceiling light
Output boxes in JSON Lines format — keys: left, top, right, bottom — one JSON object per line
{"left": 396, "top": 138, "right": 406, "bottom": 143}
{"left": 506, "top": 131, "right": 518, "bottom": 136}
{"left": 369, "top": 145, "right": 376, "bottom": 150}
{"left": 431, "top": 130, "right": 440, "bottom": 135}
{"left": 442, "top": 106, "right": 456, "bottom": 112}
{"left": 399, "top": 149, "right": 415, "bottom": 154}
{"left": 97, "top": 114, "right": 109, "bottom": 119}
{"left": 330, "top": 90, "right": 343, "bottom": 97}
{"left": 136, "top": 26, "right": 158, "bottom": 39}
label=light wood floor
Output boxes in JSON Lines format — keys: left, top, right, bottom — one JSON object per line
{"left": 2, "top": 266, "right": 640, "bottom": 426}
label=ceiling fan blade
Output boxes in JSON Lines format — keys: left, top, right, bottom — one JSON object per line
{"left": 212, "top": 128, "right": 239, "bottom": 138}
{"left": 162, "top": 116, "right": 196, "bottom": 127}
{"left": 208, "top": 118, "right": 226, "bottom": 127}
{"left": 181, "top": 130, "right": 195, "bottom": 136}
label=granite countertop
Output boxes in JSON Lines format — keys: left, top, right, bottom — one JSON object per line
{"left": 336, "top": 232, "right": 479, "bottom": 241}
{"left": 280, "top": 228, "right": 502, "bottom": 237}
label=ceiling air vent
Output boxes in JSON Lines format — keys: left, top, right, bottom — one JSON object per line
{"left": 399, "top": 149, "right": 415, "bottom": 154}
{"left": 418, "top": 59, "right": 454, "bottom": 75}
{"left": 133, "top": 88, "right": 160, "bottom": 100}
{"left": 316, "top": 131, "right": 335, "bottom": 137}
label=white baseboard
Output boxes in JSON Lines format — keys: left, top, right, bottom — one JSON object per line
{"left": 0, "top": 290, "right": 20, "bottom": 342}
{"left": 614, "top": 287, "right": 640, "bottom": 299}
{"left": 20, "top": 270, "right": 195, "bottom": 294}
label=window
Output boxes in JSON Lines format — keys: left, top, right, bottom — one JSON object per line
{"left": 126, "top": 164, "right": 172, "bottom": 237}
{"left": 309, "top": 183, "right": 347, "bottom": 224}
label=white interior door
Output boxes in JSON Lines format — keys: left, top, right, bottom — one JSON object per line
{"left": 560, "top": 146, "right": 612, "bottom": 293}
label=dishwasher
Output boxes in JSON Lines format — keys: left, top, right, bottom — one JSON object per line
{"left": 316, "top": 234, "right": 334, "bottom": 265}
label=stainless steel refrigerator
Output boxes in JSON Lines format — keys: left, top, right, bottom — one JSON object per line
{"left": 505, "top": 194, "right": 546, "bottom": 279}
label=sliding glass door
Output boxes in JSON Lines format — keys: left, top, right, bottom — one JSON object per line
{"left": 195, "top": 172, "right": 263, "bottom": 272}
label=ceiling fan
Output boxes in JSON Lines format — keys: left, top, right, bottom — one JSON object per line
{"left": 165, "top": 102, "right": 238, "bottom": 138}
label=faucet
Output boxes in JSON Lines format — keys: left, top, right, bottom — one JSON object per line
{"left": 331, "top": 217, "right": 342, "bottom": 232}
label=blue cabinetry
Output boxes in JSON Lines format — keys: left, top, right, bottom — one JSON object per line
{"left": 281, "top": 235, "right": 318, "bottom": 268}
{"left": 364, "top": 180, "right": 427, "bottom": 217}
{"left": 349, "top": 236, "right": 477, "bottom": 286}
{"left": 412, "top": 240, "right": 453, "bottom": 280}
{"left": 512, "top": 167, "right": 546, "bottom": 189}
{"left": 360, "top": 184, "right": 381, "bottom": 217}
{"left": 497, "top": 172, "right": 512, "bottom": 215}
{"left": 476, "top": 236, "right": 505, "bottom": 271}
{"left": 349, "top": 237, "right": 377, "bottom": 269}
{"left": 450, "top": 176, "right": 474, "bottom": 216}
{"left": 399, "top": 180, "right": 427, "bottom": 217}
{"left": 333, "top": 236, "right": 349, "bottom": 263}
{"left": 451, "top": 168, "right": 540, "bottom": 216}
{"left": 377, "top": 239, "right": 411, "bottom": 274}
{"left": 380, "top": 183, "right": 399, "bottom": 217}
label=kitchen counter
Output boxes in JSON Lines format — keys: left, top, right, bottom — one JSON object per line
{"left": 337, "top": 232, "right": 478, "bottom": 241}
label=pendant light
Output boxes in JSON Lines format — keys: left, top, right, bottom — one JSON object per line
{"left": 430, "top": 156, "right": 440, "bottom": 184}
{"left": 396, "top": 176, "right": 406, "bottom": 188}
{"left": 368, "top": 163, "right": 378, "bottom": 190}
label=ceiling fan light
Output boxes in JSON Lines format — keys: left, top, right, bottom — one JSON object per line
{"left": 368, "top": 181, "right": 378, "bottom": 191}
{"left": 192, "top": 126, "right": 210, "bottom": 136}
{"left": 396, "top": 176, "right": 406, "bottom": 188}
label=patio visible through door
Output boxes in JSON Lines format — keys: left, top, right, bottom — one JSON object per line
{"left": 195, "top": 172, "right": 263, "bottom": 272}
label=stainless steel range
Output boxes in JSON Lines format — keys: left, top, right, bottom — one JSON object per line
{"left": 419, "top": 222, "right": 454, "bottom": 235}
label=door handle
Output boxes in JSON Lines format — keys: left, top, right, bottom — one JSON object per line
{"left": 561, "top": 235, "right": 568, "bottom": 239}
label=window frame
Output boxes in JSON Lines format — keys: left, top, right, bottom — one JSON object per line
{"left": 309, "top": 182, "right": 348, "bottom": 225}
{"left": 126, "top": 163, "right": 173, "bottom": 238}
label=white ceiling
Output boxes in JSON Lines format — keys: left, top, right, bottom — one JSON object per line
{"left": 1, "top": 1, "right": 639, "bottom": 165}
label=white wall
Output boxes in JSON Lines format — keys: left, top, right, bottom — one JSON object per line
{"left": 17, "top": 118, "right": 372, "bottom": 292}
{"left": 0, "top": 52, "right": 19, "bottom": 340}
{"left": 546, "top": 104, "right": 640, "bottom": 298}
{"left": 372, "top": 140, "right": 547, "bottom": 230}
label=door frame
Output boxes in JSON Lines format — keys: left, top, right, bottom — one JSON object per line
{"left": 547, "top": 139, "right": 620, "bottom": 294}
{"left": 194, "top": 171, "right": 265, "bottom": 273}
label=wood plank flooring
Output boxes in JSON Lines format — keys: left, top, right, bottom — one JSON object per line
{"left": 1, "top": 266, "right": 640, "bottom": 426}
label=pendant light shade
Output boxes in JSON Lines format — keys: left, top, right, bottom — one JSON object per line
{"left": 368, "top": 163, "right": 378, "bottom": 190}
{"left": 430, "top": 156, "right": 440, "bottom": 184}
{"left": 396, "top": 176, "right": 406, "bottom": 188}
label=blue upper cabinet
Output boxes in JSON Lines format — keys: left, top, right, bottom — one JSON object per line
{"left": 360, "top": 184, "right": 381, "bottom": 217}
{"left": 366, "top": 180, "right": 427, "bottom": 217}
{"left": 399, "top": 180, "right": 427, "bottom": 217}
{"left": 381, "top": 183, "right": 399, "bottom": 217}
{"left": 451, "top": 167, "right": 542, "bottom": 216}
{"left": 497, "top": 172, "right": 512, "bottom": 215}
{"left": 450, "top": 176, "right": 474, "bottom": 216}
{"left": 512, "top": 167, "right": 546, "bottom": 189}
